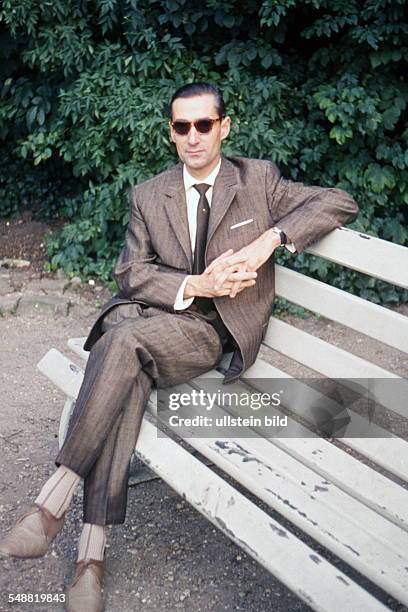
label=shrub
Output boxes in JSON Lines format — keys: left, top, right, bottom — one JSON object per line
{"left": 0, "top": 0, "right": 406, "bottom": 302}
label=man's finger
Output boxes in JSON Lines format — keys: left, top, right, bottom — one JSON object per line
{"left": 205, "top": 251, "right": 249, "bottom": 275}
{"left": 230, "top": 270, "right": 257, "bottom": 281}
{"left": 229, "top": 279, "right": 256, "bottom": 298}
{"left": 229, "top": 281, "right": 242, "bottom": 298}
{"left": 204, "top": 249, "right": 234, "bottom": 274}
{"left": 214, "top": 270, "right": 256, "bottom": 291}
{"left": 211, "top": 277, "right": 256, "bottom": 298}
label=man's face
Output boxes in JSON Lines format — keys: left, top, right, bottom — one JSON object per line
{"left": 169, "top": 93, "right": 231, "bottom": 178}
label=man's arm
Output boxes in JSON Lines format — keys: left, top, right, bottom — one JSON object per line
{"left": 266, "top": 162, "right": 359, "bottom": 253}
{"left": 212, "top": 163, "right": 359, "bottom": 290}
{"left": 113, "top": 188, "right": 189, "bottom": 311}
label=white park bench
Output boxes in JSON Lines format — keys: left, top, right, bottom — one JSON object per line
{"left": 37, "top": 226, "right": 408, "bottom": 611}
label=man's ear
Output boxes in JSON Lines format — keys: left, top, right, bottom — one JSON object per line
{"left": 220, "top": 116, "right": 231, "bottom": 141}
{"left": 169, "top": 121, "right": 176, "bottom": 143}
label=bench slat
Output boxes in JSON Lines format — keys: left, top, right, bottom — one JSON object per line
{"left": 67, "top": 339, "right": 408, "bottom": 503}
{"left": 305, "top": 227, "right": 408, "bottom": 288}
{"left": 244, "top": 358, "right": 408, "bottom": 481}
{"left": 275, "top": 265, "right": 408, "bottom": 353}
{"left": 37, "top": 348, "right": 84, "bottom": 399}
{"left": 67, "top": 337, "right": 89, "bottom": 361}
{"left": 264, "top": 317, "right": 407, "bottom": 418}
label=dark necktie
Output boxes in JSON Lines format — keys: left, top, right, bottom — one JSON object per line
{"left": 192, "top": 183, "right": 211, "bottom": 275}
{"left": 190, "top": 183, "right": 230, "bottom": 345}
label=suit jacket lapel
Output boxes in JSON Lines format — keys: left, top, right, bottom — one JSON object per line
{"left": 161, "top": 157, "right": 238, "bottom": 271}
{"left": 207, "top": 157, "right": 238, "bottom": 247}
{"left": 163, "top": 163, "right": 193, "bottom": 270}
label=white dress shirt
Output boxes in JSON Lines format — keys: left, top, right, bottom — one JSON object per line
{"left": 173, "top": 160, "right": 222, "bottom": 310}
{"left": 173, "top": 159, "right": 295, "bottom": 310}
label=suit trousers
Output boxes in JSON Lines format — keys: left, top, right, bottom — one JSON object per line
{"left": 54, "top": 302, "right": 224, "bottom": 525}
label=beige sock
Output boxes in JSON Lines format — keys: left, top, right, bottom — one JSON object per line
{"left": 77, "top": 523, "right": 106, "bottom": 562}
{"left": 35, "top": 465, "right": 81, "bottom": 519}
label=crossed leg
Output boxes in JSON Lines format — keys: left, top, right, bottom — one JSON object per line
{"left": 55, "top": 302, "right": 224, "bottom": 525}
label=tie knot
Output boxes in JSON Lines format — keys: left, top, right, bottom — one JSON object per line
{"left": 193, "top": 183, "right": 211, "bottom": 197}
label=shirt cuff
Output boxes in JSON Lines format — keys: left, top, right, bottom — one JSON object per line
{"left": 284, "top": 242, "right": 296, "bottom": 253}
{"left": 174, "top": 276, "right": 195, "bottom": 310}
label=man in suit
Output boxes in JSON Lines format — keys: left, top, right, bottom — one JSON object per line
{"left": 0, "top": 82, "right": 358, "bottom": 611}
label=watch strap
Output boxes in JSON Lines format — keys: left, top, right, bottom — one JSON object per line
{"left": 272, "top": 227, "right": 288, "bottom": 246}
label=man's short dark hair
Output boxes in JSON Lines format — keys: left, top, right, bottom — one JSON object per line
{"left": 168, "top": 82, "right": 226, "bottom": 119}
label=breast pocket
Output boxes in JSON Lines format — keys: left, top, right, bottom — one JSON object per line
{"left": 230, "top": 218, "right": 254, "bottom": 230}
{"left": 227, "top": 218, "right": 260, "bottom": 249}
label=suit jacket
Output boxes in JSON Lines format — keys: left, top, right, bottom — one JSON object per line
{"left": 84, "top": 156, "right": 358, "bottom": 382}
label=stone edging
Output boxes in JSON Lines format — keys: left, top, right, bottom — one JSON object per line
{"left": 0, "top": 267, "right": 111, "bottom": 317}
{"left": 0, "top": 293, "right": 72, "bottom": 316}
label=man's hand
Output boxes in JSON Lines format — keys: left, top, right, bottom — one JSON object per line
{"left": 184, "top": 249, "right": 258, "bottom": 299}
{"left": 212, "top": 229, "right": 281, "bottom": 298}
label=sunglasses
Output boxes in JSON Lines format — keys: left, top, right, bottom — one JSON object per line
{"left": 171, "top": 117, "right": 222, "bottom": 136}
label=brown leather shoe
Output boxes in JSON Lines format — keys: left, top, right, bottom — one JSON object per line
{"left": 66, "top": 558, "right": 105, "bottom": 612}
{"left": 0, "top": 503, "right": 66, "bottom": 559}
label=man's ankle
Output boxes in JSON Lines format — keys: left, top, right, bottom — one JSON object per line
{"left": 77, "top": 523, "right": 106, "bottom": 562}
{"left": 34, "top": 465, "right": 80, "bottom": 519}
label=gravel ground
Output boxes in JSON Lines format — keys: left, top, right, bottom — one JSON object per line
{"left": 0, "top": 300, "right": 407, "bottom": 612}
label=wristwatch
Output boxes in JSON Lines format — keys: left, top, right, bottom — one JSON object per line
{"left": 271, "top": 226, "right": 288, "bottom": 246}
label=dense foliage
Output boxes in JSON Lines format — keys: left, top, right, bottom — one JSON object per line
{"left": 0, "top": 0, "right": 407, "bottom": 302}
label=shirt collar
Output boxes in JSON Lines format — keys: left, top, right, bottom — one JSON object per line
{"left": 183, "top": 158, "right": 222, "bottom": 192}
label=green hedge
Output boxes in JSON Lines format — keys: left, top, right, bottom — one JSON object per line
{"left": 0, "top": 0, "right": 407, "bottom": 303}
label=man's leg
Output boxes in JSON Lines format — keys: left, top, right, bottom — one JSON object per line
{"left": 55, "top": 304, "right": 223, "bottom": 526}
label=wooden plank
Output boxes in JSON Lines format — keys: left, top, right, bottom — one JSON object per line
{"left": 275, "top": 265, "right": 408, "bottom": 353}
{"left": 264, "top": 316, "right": 398, "bottom": 379}
{"left": 37, "top": 350, "right": 389, "bottom": 610}
{"left": 67, "top": 337, "right": 89, "bottom": 361}
{"left": 243, "top": 359, "right": 408, "bottom": 481}
{"left": 155, "top": 382, "right": 408, "bottom": 604}
{"left": 263, "top": 317, "right": 407, "bottom": 418}
{"left": 37, "top": 348, "right": 84, "bottom": 399}
{"left": 305, "top": 227, "right": 408, "bottom": 288}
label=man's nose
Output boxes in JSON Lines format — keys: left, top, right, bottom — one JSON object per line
{"left": 187, "top": 126, "right": 200, "bottom": 145}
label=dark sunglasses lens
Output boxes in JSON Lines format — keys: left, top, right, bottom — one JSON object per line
{"left": 173, "top": 122, "right": 190, "bottom": 135}
{"left": 195, "top": 120, "right": 214, "bottom": 133}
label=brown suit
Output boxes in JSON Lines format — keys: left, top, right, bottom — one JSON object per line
{"left": 84, "top": 155, "right": 358, "bottom": 382}
{"left": 55, "top": 155, "right": 358, "bottom": 525}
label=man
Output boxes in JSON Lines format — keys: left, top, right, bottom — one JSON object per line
{"left": 0, "top": 82, "right": 358, "bottom": 611}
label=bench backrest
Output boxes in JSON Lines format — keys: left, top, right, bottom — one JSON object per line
{"left": 266, "top": 226, "right": 408, "bottom": 371}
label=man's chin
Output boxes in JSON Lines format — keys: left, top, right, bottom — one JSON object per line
{"left": 185, "top": 154, "right": 206, "bottom": 166}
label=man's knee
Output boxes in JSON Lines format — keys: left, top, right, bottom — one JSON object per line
{"left": 96, "top": 322, "right": 158, "bottom": 377}
{"left": 100, "top": 302, "right": 144, "bottom": 333}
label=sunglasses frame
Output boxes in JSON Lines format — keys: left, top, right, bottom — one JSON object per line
{"left": 170, "top": 117, "right": 223, "bottom": 135}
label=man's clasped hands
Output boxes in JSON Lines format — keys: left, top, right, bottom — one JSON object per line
{"left": 185, "top": 228, "right": 281, "bottom": 300}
